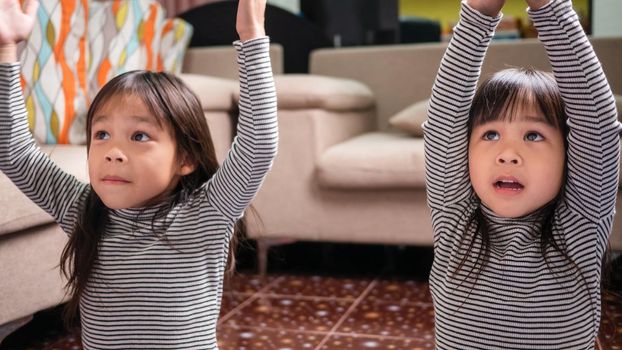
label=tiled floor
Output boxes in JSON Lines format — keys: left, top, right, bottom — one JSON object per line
{"left": 1, "top": 244, "right": 621, "bottom": 350}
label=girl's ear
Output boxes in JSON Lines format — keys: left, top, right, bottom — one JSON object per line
{"left": 178, "top": 154, "right": 197, "bottom": 176}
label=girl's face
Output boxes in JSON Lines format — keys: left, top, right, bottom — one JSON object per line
{"left": 88, "top": 94, "right": 195, "bottom": 209}
{"left": 468, "top": 103, "right": 566, "bottom": 218}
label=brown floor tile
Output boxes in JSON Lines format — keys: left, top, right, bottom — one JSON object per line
{"left": 366, "top": 279, "right": 432, "bottom": 304}
{"left": 222, "top": 295, "right": 352, "bottom": 332}
{"left": 319, "top": 334, "right": 433, "bottom": 350}
{"left": 217, "top": 326, "right": 325, "bottom": 350}
{"left": 600, "top": 294, "right": 622, "bottom": 350}
{"left": 223, "top": 273, "right": 277, "bottom": 294}
{"left": 265, "top": 275, "right": 372, "bottom": 299}
{"left": 337, "top": 298, "right": 435, "bottom": 339}
{"left": 220, "top": 292, "right": 255, "bottom": 317}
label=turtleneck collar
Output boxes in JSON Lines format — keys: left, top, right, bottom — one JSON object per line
{"left": 480, "top": 204, "right": 544, "bottom": 226}
{"left": 109, "top": 197, "right": 178, "bottom": 222}
{"left": 479, "top": 203, "right": 549, "bottom": 247}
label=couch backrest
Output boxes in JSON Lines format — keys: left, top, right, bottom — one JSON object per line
{"left": 310, "top": 37, "right": 622, "bottom": 131}
{"left": 182, "top": 44, "right": 284, "bottom": 80}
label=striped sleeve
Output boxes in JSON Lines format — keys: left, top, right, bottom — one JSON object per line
{"left": 530, "top": 0, "right": 621, "bottom": 224}
{"left": 0, "top": 63, "right": 88, "bottom": 234}
{"left": 205, "top": 36, "right": 278, "bottom": 221}
{"left": 423, "top": 2, "right": 501, "bottom": 210}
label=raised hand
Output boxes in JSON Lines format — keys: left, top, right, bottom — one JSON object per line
{"left": 236, "top": 0, "right": 266, "bottom": 42}
{"left": 466, "top": 0, "right": 506, "bottom": 16}
{"left": 0, "top": 0, "right": 38, "bottom": 62}
{"left": 0, "top": 0, "right": 38, "bottom": 45}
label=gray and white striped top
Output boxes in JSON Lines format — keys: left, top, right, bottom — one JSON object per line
{"left": 424, "top": 1, "right": 620, "bottom": 349}
{"left": 0, "top": 37, "right": 277, "bottom": 349}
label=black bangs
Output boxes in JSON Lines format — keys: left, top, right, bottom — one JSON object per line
{"left": 88, "top": 71, "right": 172, "bottom": 131}
{"left": 468, "top": 67, "right": 567, "bottom": 138}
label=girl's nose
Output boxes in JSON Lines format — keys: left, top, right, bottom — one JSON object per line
{"left": 496, "top": 149, "right": 522, "bottom": 165}
{"left": 105, "top": 148, "right": 127, "bottom": 163}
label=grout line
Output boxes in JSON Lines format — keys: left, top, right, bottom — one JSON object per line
{"left": 250, "top": 292, "right": 360, "bottom": 302}
{"left": 313, "top": 278, "right": 379, "bottom": 350}
{"left": 217, "top": 275, "right": 285, "bottom": 325}
{"left": 217, "top": 323, "right": 430, "bottom": 342}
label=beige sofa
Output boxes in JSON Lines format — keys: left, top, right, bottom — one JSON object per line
{"left": 245, "top": 37, "right": 622, "bottom": 276}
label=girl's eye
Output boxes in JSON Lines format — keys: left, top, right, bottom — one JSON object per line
{"left": 93, "top": 131, "right": 109, "bottom": 140}
{"left": 132, "top": 132, "right": 151, "bottom": 142}
{"left": 483, "top": 131, "right": 499, "bottom": 141}
{"left": 525, "top": 132, "right": 544, "bottom": 142}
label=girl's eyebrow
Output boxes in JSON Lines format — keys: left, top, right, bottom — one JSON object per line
{"left": 92, "top": 114, "right": 108, "bottom": 124}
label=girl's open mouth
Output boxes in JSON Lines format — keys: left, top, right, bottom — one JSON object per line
{"left": 494, "top": 180, "right": 524, "bottom": 190}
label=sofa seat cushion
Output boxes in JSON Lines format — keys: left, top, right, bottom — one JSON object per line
{"left": 0, "top": 145, "right": 88, "bottom": 237}
{"left": 317, "top": 132, "right": 425, "bottom": 190}
{"left": 249, "top": 74, "right": 375, "bottom": 112}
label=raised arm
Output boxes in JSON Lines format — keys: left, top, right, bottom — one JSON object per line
{"left": 529, "top": 0, "right": 620, "bottom": 221}
{"left": 424, "top": 0, "right": 502, "bottom": 210}
{"left": 0, "top": 0, "right": 88, "bottom": 233}
{"left": 206, "top": 0, "right": 278, "bottom": 220}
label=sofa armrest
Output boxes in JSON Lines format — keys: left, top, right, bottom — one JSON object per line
{"left": 244, "top": 74, "right": 376, "bottom": 237}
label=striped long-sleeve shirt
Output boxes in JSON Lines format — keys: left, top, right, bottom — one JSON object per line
{"left": 0, "top": 37, "right": 277, "bottom": 349}
{"left": 423, "top": 1, "right": 620, "bottom": 349}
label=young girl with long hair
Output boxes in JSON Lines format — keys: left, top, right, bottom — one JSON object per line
{"left": 0, "top": 0, "right": 277, "bottom": 348}
{"left": 424, "top": 0, "right": 619, "bottom": 348}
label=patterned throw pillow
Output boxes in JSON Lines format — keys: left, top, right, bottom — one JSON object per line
{"left": 157, "top": 18, "right": 194, "bottom": 74}
{"left": 20, "top": 0, "right": 193, "bottom": 145}
{"left": 20, "top": 0, "right": 89, "bottom": 144}
{"left": 87, "top": 0, "right": 193, "bottom": 100}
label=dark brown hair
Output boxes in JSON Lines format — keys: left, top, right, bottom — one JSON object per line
{"left": 59, "top": 70, "right": 234, "bottom": 325}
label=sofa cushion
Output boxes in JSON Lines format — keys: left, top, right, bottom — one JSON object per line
{"left": 266, "top": 75, "right": 375, "bottom": 111}
{"left": 179, "top": 74, "right": 237, "bottom": 111}
{"left": 317, "top": 132, "right": 425, "bottom": 190}
{"left": 0, "top": 172, "right": 54, "bottom": 237}
{"left": 0, "top": 145, "right": 88, "bottom": 238}
{"left": 388, "top": 99, "right": 429, "bottom": 137}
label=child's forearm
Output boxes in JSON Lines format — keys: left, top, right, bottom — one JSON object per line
{"left": 424, "top": 2, "right": 501, "bottom": 209}
{"left": 530, "top": 0, "right": 620, "bottom": 221}
{"left": 0, "top": 44, "right": 17, "bottom": 63}
{"left": 206, "top": 36, "right": 277, "bottom": 220}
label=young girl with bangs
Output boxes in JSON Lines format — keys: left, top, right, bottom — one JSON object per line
{"left": 0, "top": 0, "right": 277, "bottom": 348}
{"left": 424, "top": 0, "right": 620, "bottom": 348}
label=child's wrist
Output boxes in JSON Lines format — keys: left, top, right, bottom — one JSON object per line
{"left": 0, "top": 44, "right": 18, "bottom": 63}
{"left": 238, "top": 28, "right": 266, "bottom": 42}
